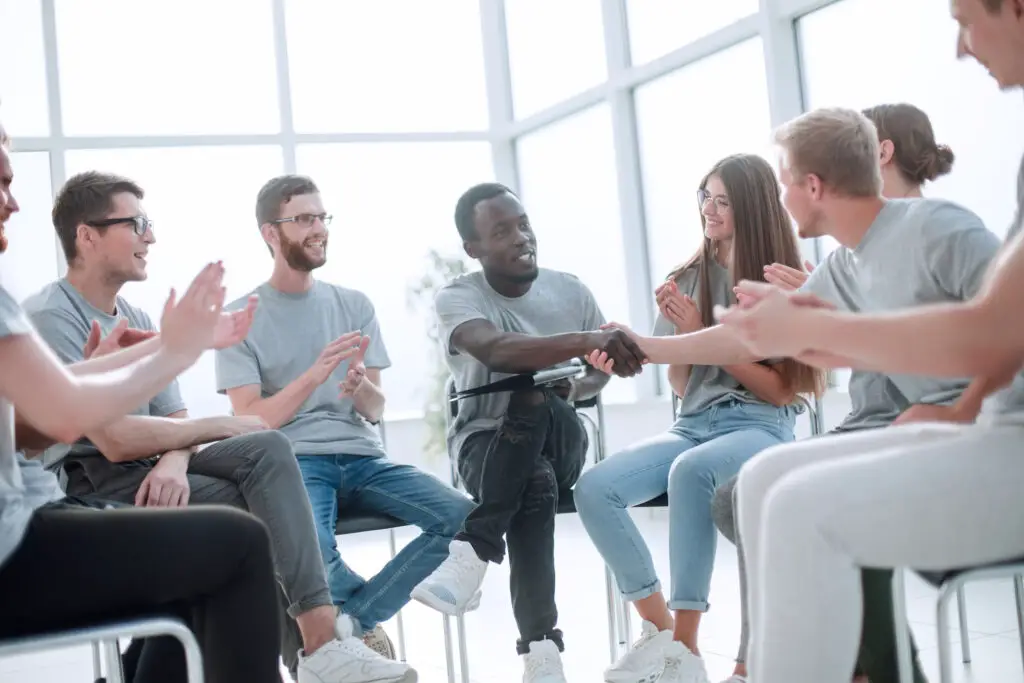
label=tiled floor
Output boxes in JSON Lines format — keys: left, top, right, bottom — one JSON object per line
{"left": 2, "top": 510, "right": 1021, "bottom": 682}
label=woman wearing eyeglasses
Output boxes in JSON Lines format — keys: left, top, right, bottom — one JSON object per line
{"left": 574, "top": 153, "right": 825, "bottom": 683}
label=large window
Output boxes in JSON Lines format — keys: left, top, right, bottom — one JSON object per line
{"left": 626, "top": 0, "right": 760, "bottom": 66}
{"left": 635, "top": 38, "right": 773, "bottom": 287}
{"left": 504, "top": 0, "right": 607, "bottom": 119}
{"left": 54, "top": 0, "right": 280, "bottom": 136}
{"left": 0, "top": 0, "right": 49, "bottom": 137}
{"left": 285, "top": 0, "right": 489, "bottom": 133}
{"left": 296, "top": 141, "right": 494, "bottom": 417}
{"left": 64, "top": 146, "right": 285, "bottom": 418}
{"left": 2, "top": 152, "right": 56, "bottom": 302}
{"left": 515, "top": 104, "right": 635, "bottom": 403}
{"left": 799, "top": 0, "right": 1024, "bottom": 242}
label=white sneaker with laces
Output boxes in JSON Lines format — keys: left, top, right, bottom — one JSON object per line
{"left": 522, "top": 639, "right": 567, "bottom": 683}
{"left": 659, "top": 642, "right": 711, "bottom": 683}
{"left": 410, "top": 539, "right": 486, "bottom": 614}
{"left": 603, "top": 620, "right": 674, "bottom": 683}
{"left": 296, "top": 614, "right": 416, "bottom": 683}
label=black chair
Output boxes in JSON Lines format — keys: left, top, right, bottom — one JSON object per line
{"left": 331, "top": 419, "right": 468, "bottom": 683}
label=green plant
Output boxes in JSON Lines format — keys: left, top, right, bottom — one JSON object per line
{"left": 407, "top": 249, "right": 471, "bottom": 460}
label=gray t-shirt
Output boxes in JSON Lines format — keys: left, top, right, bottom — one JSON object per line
{"left": 802, "top": 197, "right": 1000, "bottom": 430}
{"left": 22, "top": 279, "right": 186, "bottom": 468}
{"left": 0, "top": 286, "right": 62, "bottom": 570}
{"left": 215, "top": 281, "right": 391, "bottom": 457}
{"left": 435, "top": 268, "right": 605, "bottom": 458}
{"left": 985, "top": 154, "right": 1024, "bottom": 416}
{"left": 654, "top": 259, "right": 795, "bottom": 418}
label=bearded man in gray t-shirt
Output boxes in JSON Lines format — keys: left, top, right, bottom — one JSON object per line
{"left": 409, "top": 183, "right": 646, "bottom": 682}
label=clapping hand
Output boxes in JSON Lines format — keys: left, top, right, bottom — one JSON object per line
{"left": 159, "top": 262, "right": 229, "bottom": 360}
{"left": 339, "top": 337, "right": 372, "bottom": 399}
{"left": 655, "top": 280, "right": 703, "bottom": 333}
{"left": 763, "top": 260, "right": 815, "bottom": 291}
{"left": 213, "top": 294, "right": 259, "bottom": 350}
{"left": 83, "top": 319, "right": 158, "bottom": 359}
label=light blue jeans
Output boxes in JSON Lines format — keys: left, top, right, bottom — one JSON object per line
{"left": 574, "top": 399, "right": 795, "bottom": 611}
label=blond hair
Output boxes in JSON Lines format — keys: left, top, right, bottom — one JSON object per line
{"left": 773, "top": 107, "right": 882, "bottom": 198}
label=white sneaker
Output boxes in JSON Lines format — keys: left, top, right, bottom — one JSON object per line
{"left": 522, "top": 639, "right": 567, "bottom": 683}
{"left": 296, "top": 615, "right": 416, "bottom": 683}
{"left": 659, "top": 643, "right": 711, "bottom": 683}
{"left": 410, "top": 539, "right": 486, "bottom": 614}
{"left": 603, "top": 620, "right": 674, "bottom": 683}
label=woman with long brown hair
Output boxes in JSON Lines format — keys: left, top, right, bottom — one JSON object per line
{"left": 575, "top": 154, "right": 825, "bottom": 683}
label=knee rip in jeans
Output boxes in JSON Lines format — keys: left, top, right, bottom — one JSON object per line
{"left": 520, "top": 467, "right": 558, "bottom": 516}
{"left": 500, "top": 390, "right": 548, "bottom": 445}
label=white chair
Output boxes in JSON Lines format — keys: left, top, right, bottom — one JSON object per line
{"left": 0, "top": 617, "right": 202, "bottom": 683}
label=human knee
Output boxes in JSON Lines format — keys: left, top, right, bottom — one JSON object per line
{"left": 735, "top": 441, "right": 799, "bottom": 511}
{"left": 436, "top": 490, "right": 475, "bottom": 537}
{"left": 211, "top": 507, "right": 272, "bottom": 557}
{"left": 507, "top": 388, "right": 547, "bottom": 411}
{"left": 572, "top": 462, "right": 619, "bottom": 512}
{"left": 247, "top": 429, "right": 296, "bottom": 466}
{"left": 520, "top": 462, "right": 559, "bottom": 517}
{"left": 667, "top": 451, "right": 717, "bottom": 499}
{"left": 711, "top": 477, "right": 738, "bottom": 543}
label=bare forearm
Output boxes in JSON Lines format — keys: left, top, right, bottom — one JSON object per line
{"left": 87, "top": 415, "right": 232, "bottom": 463}
{"left": 640, "top": 325, "right": 758, "bottom": 366}
{"left": 722, "top": 363, "right": 794, "bottom": 406}
{"left": 236, "top": 371, "right": 318, "bottom": 429}
{"left": 352, "top": 379, "right": 385, "bottom": 424}
{"left": 804, "top": 303, "right": 1019, "bottom": 377}
{"left": 15, "top": 416, "right": 56, "bottom": 451}
{"left": 476, "top": 331, "right": 597, "bottom": 374}
{"left": 69, "top": 336, "right": 162, "bottom": 376}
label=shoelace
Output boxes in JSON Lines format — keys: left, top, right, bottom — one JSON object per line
{"left": 437, "top": 549, "right": 480, "bottom": 582}
{"left": 334, "top": 636, "right": 386, "bottom": 661}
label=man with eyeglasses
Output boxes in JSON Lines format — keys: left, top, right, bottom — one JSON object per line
{"left": 215, "top": 174, "right": 474, "bottom": 682}
{"left": 23, "top": 171, "right": 407, "bottom": 683}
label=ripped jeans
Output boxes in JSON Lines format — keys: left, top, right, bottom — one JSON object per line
{"left": 455, "top": 388, "right": 587, "bottom": 654}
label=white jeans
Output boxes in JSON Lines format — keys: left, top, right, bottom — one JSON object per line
{"left": 736, "top": 421, "right": 1024, "bottom": 683}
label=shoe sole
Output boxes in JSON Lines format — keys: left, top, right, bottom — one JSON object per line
{"left": 410, "top": 586, "right": 482, "bottom": 616}
{"left": 603, "top": 668, "right": 662, "bottom": 683}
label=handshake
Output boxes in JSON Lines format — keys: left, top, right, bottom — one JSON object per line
{"left": 580, "top": 325, "right": 649, "bottom": 377}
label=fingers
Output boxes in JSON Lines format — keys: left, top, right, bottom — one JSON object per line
{"left": 178, "top": 485, "right": 190, "bottom": 507}
{"left": 789, "top": 293, "right": 837, "bottom": 310}
{"left": 763, "top": 263, "right": 807, "bottom": 291}
{"left": 84, "top": 321, "right": 102, "bottom": 357}
{"left": 733, "top": 279, "right": 778, "bottom": 301}
{"left": 608, "top": 338, "right": 644, "bottom": 376}
{"left": 134, "top": 479, "right": 150, "bottom": 507}
{"left": 804, "top": 259, "right": 816, "bottom": 273}
{"left": 584, "top": 350, "right": 614, "bottom": 374}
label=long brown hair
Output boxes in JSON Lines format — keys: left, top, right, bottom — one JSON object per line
{"left": 667, "top": 153, "right": 826, "bottom": 397}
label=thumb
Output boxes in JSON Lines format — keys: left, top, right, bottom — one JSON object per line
{"left": 163, "top": 288, "right": 177, "bottom": 319}
{"left": 108, "top": 318, "right": 129, "bottom": 343}
{"left": 86, "top": 320, "right": 101, "bottom": 347}
{"left": 804, "top": 259, "right": 815, "bottom": 273}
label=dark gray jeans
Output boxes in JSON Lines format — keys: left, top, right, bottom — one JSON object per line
{"left": 62, "top": 430, "right": 332, "bottom": 668}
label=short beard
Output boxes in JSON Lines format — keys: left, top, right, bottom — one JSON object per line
{"left": 278, "top": 230, "right": 325, "bottom": 272}
{"left": 507, "top": 267, "right": 539, "bottom": 284}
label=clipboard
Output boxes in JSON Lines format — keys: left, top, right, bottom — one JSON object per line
{"left": 449, "top": 360, "right": 587, "bottom": 403}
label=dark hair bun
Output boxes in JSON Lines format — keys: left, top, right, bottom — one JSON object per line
{"left": 922, "top": 144, "right": 955, "bottom": 182}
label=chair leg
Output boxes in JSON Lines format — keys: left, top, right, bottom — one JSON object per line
{"left": 604, "top": 565, "right": 619, "bottom": 662}
{"left": 891, "top": 570, "right": 915, "bottom": 683}
{"left": 1013, "top": 575, "right": 1024, "bottom": 672}
{"left": 102, "top": 640, "right": 125, "bottom": 683}
{"left": 937, "top": 583, "right": 957, "bottom": 683}
{"left": 442, "top": 615, "right": 456, "bottom": 683}
{"left": 956, "top": 585, "right": 971, "bottom": 663}
{"left": 92, "top": 641, "right": 104, "bottom": 683}
{"left": 620, "top": 594, "right": 633, "bottom": 649}
{"left": 456, "top": 614, "right": 470, "bottom": 683}
{"left": 387, "top": 528, "right": 408, "bottom": 662}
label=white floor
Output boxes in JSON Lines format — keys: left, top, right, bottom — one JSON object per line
{"left": 1, "top": 510, "right": 1021, "bottom": 682}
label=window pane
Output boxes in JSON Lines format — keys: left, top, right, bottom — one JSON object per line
{"left": 799, "top": 0, "right": 1024, "bottom": 243}
{"left": 54, "top": 0, "right": 279, "bottom": 136}
{"left": 286, "top": 0, "right": 488, "bottom": 133}
{"left": 1, "top": 152, "right": 57, "bottom": 302}
{"left": 0, "top": 0, "right": 49, "bottom": 137}
{"left": 504, "top": 0, "right": 607, "bottom": 119}
{"left": 296, "top": 142, "right": 494, "bottom": 417}
{"left": 636, "top": 39, "right": 772, "bottom": 289}
{"left": 64, "top": 146, "right": 285, "bottom": 417}
{"left": 515, "top": 104, "right": 635, "bottom": 403}
{"left": 626, "top": 0, "right": 759, "bottom": 66}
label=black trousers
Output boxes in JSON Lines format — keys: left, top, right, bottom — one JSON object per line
{"left": 455, "top": 389, "right": 587, "bottom": 654}
{"left": 0, "top": 501, "right": 281, "bottom": 683}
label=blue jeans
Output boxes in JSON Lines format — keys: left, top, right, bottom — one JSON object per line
{"left": 574, "top": 399, "right": 795, "bottom": 611}
{"left": 296, "top": 454, "right": 474, "bottom": 633}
